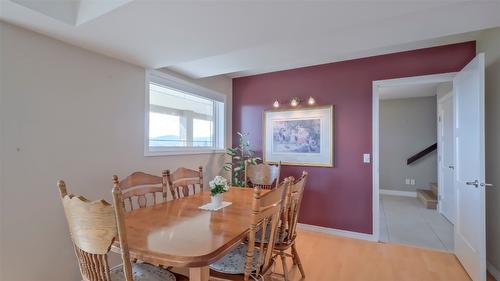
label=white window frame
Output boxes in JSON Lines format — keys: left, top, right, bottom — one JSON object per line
{"left": 144, "top": 70, "right": 226, "bottom": 156}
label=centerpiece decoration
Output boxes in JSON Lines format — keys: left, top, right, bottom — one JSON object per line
{"left": 209, "top": 175, "right": 229, "bottom": 207}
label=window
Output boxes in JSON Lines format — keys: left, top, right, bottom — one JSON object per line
{"left": 145, "top": 71, "right": 225, "bottom": 155}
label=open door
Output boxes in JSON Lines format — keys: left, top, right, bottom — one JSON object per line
{"left": 453, "top": 53, "right": 486, "bottom": 281}
{"left": 438, "top": 92, "right": 456, "bottom": 224}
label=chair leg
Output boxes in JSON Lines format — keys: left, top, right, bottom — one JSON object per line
{"left": 291, "top": 244, "right": 305, "bottom": 278}
{"left": 280, "top": 252, "right": 289, "bottom": 281}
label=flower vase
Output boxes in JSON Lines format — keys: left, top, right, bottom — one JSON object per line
{"left": 211, "top": 193, "right": 223, "bottom": 208}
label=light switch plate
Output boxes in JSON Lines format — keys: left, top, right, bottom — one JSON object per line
{"left": 363, "top": 153, "right": 371, "bottom": 163}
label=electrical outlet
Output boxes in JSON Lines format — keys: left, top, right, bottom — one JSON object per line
{"left": 410, "top": 179, "right": 415, "bottom": 185}
{"left": 405, "top": 178, "right": 410, "bottom": 185}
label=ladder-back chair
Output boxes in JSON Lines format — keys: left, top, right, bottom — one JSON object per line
{"left": 209, "top": 178, "right": 289, "bottom": 281}
{"left": 57, "top": 180, "right": 178, "bottom": 281}
{"left": 112, "top": 171, "right": 168, "bottom": 212}
{"left": 274, "top": 171, "right": 308, "bottom": 281}
{"left": 244, "top": 162, "right": 281, "bottom": 190}
{"left": 166, "top": 166, "right": 203, "bottom": 199}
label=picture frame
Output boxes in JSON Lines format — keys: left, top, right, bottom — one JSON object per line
{"left": 263, "top": 105, "right": 334, "bottom": 167}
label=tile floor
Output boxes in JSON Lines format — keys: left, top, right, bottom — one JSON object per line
{"left": 380, "top": 194, "right": 454, "bottom": 252}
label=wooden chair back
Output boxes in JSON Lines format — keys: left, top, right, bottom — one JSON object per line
{"left": 166, "top": 166, "right": 203, "bottom": 199}
{"left": 280, "top": 171, "right": 308, "bottom": 244}
{"left": 112, "top": 171, "right": 167, "bottom": 212}
{"left": 58, "top": 181, "right": 133, "bottom": 281}
{"left": 243, "top": 178, "right": 289, "bottom": 280}
{"left": 244, "top": 162, "right": 281, "bottom": 190}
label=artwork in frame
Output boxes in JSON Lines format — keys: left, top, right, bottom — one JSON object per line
{"left": 263, "top": 105, "right": 334, "bottom": 167}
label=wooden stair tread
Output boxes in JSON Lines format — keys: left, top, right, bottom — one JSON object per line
{"left": 430, "top": 182, "right": 438, "bottom": 196}
{"left": 417, "top": 189, "right": 437, "bottom": 209}
{"left": 417, "top": 189, "right": 437, "bottom": 201}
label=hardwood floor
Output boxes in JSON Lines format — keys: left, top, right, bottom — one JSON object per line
{"left": 173, "top": 228, "right": 496, "bottom": 280}
{"left": 273, "top": 229, "right": 475, "bottom": 281}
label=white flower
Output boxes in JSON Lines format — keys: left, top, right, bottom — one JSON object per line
{"left": 209, "top": 176, "right": 228, "bottom": 190}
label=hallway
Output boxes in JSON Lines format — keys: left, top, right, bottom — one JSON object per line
{"left": 380, "top": 194, "right": 454, "bottom": 251}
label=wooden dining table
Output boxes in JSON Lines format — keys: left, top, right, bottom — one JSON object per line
{"left": 112, "top": 187, "right": 257, "bottom": 281}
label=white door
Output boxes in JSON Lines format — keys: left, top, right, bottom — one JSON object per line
{"left": 453, "top": 53, "right": 486, "bottom": 281}
{"left": 438, "top": 93, "right": 455, "bottom": 224}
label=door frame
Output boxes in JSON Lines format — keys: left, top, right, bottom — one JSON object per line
{"left": 372, "top": 72, "right": 456, "bottom": 242}
{"left": 437, "top": 91, "right": 454, "bottom": 223}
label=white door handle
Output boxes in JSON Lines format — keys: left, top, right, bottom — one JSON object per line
{"left": 480, "top": 182, "right": 493, "bottom": 187}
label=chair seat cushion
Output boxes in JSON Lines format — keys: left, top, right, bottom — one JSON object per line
{"left": 209, "top": 244, "right": 259, "bottom": 275}
{"left": 110, "top": 263, "right": 176, "bottom": 281}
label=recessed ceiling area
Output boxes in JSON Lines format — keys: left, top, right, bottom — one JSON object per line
{"left": 1, "top": 1, "right": 500, "bottom": 78}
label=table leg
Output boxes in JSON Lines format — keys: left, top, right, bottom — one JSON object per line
{"left": 189, "top": 266, "right": 209, "bottom": 281}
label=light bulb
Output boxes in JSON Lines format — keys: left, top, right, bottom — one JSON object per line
{"left": 307, "top": 96, "right": 316, "bottom": 105}
{"left": 290, "top": 98, "right": 299, "bottom": 107}
{"left": 273, "top": 100, "right": 280, "bottom": 108}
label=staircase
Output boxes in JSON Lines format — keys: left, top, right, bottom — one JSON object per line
{"left": 417, "top": 182, "right": 438, "bottom": 209}
{"left": 407, "top": 145, "right": 439, "bottom": 209}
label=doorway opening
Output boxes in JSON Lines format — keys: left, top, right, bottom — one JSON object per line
{"left": 373, "top": 54, "right": 487, "bottom": 281}
{"left": 372, "top": 73, "right": 456, "bottom": 252}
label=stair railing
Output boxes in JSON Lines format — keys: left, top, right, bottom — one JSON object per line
{"left": 407, "top": 143, "right": 437, "bottom": 165}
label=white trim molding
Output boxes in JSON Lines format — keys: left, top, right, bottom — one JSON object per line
{"left": 148, "top": 69, "right": 226, "bottom": 102}
{"left": 144, "top": 69, "right": 227, "bottom": 156}
{"left": 488, "top": 262, "right": 500, "bottom": 281}
{"left": 372, "top": 73, "right": 457, "bottom": 88}
{"left": 380, "top": 189, "right": 417, "bottom": 197}
{"left": 372, "top": 72, "right": 456, "bottom": 245}
{"left": 297, "top": 223, "right": 377, "bottom": 242}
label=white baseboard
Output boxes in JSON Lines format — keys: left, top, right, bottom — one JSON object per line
{"left": 297, "top": 223, "right": 376, "bottom": 242}
{"left": 488, "top": 262, "right": 500, "bottom": 281}
{"left": 380, "top": 189, "right": 417, "bottom": 197}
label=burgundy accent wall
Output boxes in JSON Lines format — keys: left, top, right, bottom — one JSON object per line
{"left": 232, "top": 42, "right": 476, "bottom": 234}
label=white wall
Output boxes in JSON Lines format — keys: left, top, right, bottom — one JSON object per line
{"left": 0, "top": 22, "right": 232, "bottom": 281}
{"left": 379, "top": 96, "right": 437, "bottom": 192}
{"left": 0, "top": 21, "right": 5, "bottom": 280}
{"left": 477, "top": 27, "right": 500, "bottom": 278}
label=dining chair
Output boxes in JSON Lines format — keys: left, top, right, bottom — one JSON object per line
{"left": 166, "top": 166, "right": 203, "bottom": 199}
{"left": 57, "top": 180, "right": 179, "bottom": 281}
{"left": 112, "top": 171, "right": 168, "bottom": 212}
{"left": 208, "top": 177, "right": 289, "bottom": 281}
{"left": 244, "top": 162, "right": 281, "bottom": 190}
{"left": 274, "top": 171, "right": 308, "bottom": 281}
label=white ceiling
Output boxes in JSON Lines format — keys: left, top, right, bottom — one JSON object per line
{"left": 379, "top": 82, "right": 445, "bottom": 100}
{"left": 1, "top": 1, "right": 500, "bottom": 78}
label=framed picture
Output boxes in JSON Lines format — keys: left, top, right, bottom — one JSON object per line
{"left": 263, "top": 105, "right": 334, "bottom": 167}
